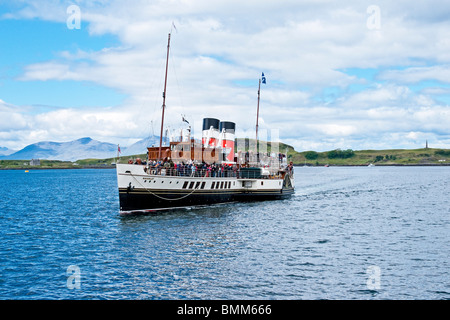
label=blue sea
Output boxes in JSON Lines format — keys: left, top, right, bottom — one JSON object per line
{"left": 0, "top": 166, "right": 448, "bottom": 300}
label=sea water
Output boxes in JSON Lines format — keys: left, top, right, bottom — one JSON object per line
{"left": 0, "top": 166, "right": 448, "bottom": 299}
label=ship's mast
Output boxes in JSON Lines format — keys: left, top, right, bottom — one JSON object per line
{"left": 159, "top": 33, "right": 171, "bottom": 160}
{"left": 256, "top": 78, "right": 261, "bottom": 143}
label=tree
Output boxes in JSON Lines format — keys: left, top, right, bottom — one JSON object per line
{"left": 435, "top": 149, "right": 450, "bottom": 156}
{"left": 327, "top": 150, "right": 338, "bottom": 159}
{"left": 304, "top": 151, "right": 319, "bottom": 160}
{"left": 374, "top": 155, "right": 384, "bottom": 162}
{"left": 327, "top": 149, "right": 355, "bottom": 159}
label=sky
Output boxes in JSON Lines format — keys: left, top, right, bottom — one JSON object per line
{"left": 1, "top": 0, "right": 450, "bottom": 152}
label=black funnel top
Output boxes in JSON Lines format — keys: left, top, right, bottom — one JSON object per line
{"left": 202, "top": 118, "right": 220, "bottom": 130}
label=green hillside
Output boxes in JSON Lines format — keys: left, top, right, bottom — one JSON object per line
{"left": 0, "top": 159, "right": 75, "bottom": 169}
{"left": 1, "top": 145, "right": 449, "bottom": 169}
{"left": 288, "top": 148, "right": 450, "bottom": 166}
{"left": 235, "top": 138, "right": 450, "bottom": 166}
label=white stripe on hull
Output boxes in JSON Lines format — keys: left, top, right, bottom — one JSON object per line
{"left": 116, "top": 163, "right": 294, "bottom": 213}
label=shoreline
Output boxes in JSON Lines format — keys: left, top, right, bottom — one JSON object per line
{"left": 2, "top": 147, "right": 449, "bottom": 169}
{"left": 1, "top": 163, "right": 450, "bottom": 171}
{"left": 0, "top": 166, "right": 116, "bottom": 170}
{"left": 296, "top": 163, "right": 450, "bottom": 167}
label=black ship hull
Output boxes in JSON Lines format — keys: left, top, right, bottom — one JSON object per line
{"left": 118, "top": 187, "right": 294, "bottom": 214}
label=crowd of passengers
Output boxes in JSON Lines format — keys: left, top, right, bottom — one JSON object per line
{"left": 133, "top": 156, "right": 294, "bottom": 177}
{"left": 140, "top": 158, "right": 238, "bottom": 177}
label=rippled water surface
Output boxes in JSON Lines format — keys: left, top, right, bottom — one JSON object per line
{"left": 0, "top": 167, "right": 449, "bottom": 299}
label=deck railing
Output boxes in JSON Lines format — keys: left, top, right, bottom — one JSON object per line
{"left": 145, "top": 167, "right": 239, "bottom": 178}
{"left": 142, "top": 166, "right": 289, "bottom": 179}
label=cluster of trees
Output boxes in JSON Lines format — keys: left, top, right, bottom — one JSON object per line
{"left": 374, "top": 154, "right": 397, "bottom": 162}
{"left": 298, "top": 148, "right": 450, "bottom": 164}
{"left": 435, "top": 149, "right": 450, "bottom": 156}
{"left": 304, "top": 151, "right": 319, "bottom": 160}
{"left": 327, "top": 149, "right": 355, "bottom": 159}
{"left": 303, "top": 149, "right": 355, "bottom": 160}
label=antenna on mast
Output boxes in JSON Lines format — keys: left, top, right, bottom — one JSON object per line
{"left": 158, "top": 32, "right": 171, "bottom": 160}
{"left": 256, "top": 72, "right": 266, "bottom": 143}
{"left": 256, "top": 78, "right": 261, "bottom": 143}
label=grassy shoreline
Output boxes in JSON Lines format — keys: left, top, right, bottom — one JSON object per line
{"left": 288, "top": 148, "right": 450, "bottom": 166}
{"left": 1, "top": 148, "right": 449, "bottom": 170}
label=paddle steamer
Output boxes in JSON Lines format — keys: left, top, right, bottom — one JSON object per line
{"left": 116, "top": 32, "right": 294, "bottom": 214}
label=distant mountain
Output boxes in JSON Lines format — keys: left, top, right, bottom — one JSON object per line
{"left": 0, "top": 136, "right": 162, "bottom": 161}
{"left": 0, "top": 137, "right": 118, "bottom": 161}
{"left": 0, "top": 147, "right": 16, "bottom": 156}
{"left": 120, "top": 135, "right": 160, "bottom": 156}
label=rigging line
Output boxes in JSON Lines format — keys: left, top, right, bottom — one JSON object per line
{"left": 125, "top": 53, "right": 167, "bottom": 149}
{"left": 168, "top": 45, "right": 188, "bottom": 120}
{"left": 151, "top": 56, "right": 168, "bottom": 128}
{"left": 129, "top": 171, "right": 208, "bottom": 201}
{"left": 137, "top": 54, "right": 165, "bottom": 121}
{"left": 139, "top": 44, "right": 169, "bottom": 142}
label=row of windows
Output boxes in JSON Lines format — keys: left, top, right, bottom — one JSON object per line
{"left": 182, "top": 181, "right": 205, "bottom": 190}
{"left": 211, "top": 181, "right": 233, "bottom": 190}
{"left": 143, "top": 179, "right": 278, "bottom": 189}
{"left": 181, "top": 180, "right": 235, "bottom": 190}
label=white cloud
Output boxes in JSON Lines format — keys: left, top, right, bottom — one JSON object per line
{"left": 378, "top": 65, "right": 450, "bottom": 84}
{"left": 0, "top": 101, "right": 30, "bottom": 132}
{"left": 2, "top": 0, "right": 450, "bottom": 151}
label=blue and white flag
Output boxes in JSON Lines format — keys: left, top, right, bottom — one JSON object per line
{"left": 261, "top": 72, "right": 266, "bottom": 84}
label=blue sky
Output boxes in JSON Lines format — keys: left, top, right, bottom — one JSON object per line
{"left": 0, "top": 17, "right": 124, "bottom": 107}
{"left": 1, "top": 0, "right": 450, "bottom": 151}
